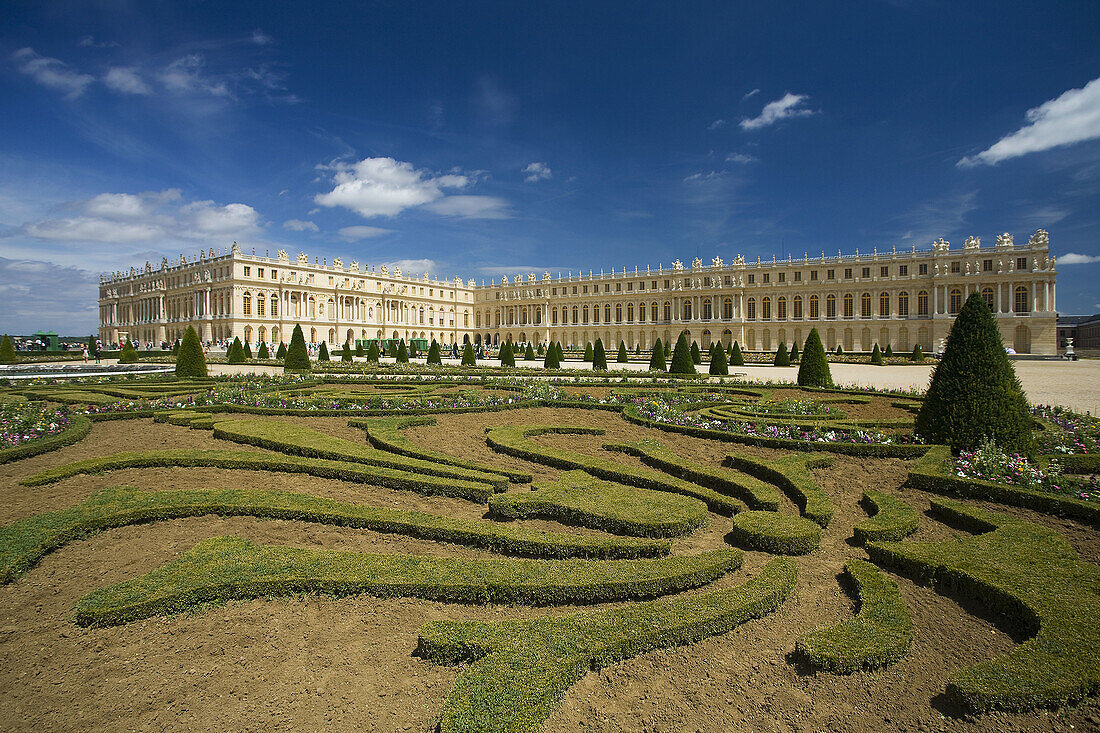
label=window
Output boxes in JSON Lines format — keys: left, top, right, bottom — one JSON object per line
{"left": 572, "top": 306, "right": 579, "bottom": 323}
{"left": 651, "top": 302, "right": 659, "bottom": 321}
{"left": 1017, "top": 257, "right": 1028, "bottom": 271}
{"left": 244, "top": 266, "right": 251, "bottom": 276}
{"left": 663, "top": 301, "right": 671, "bottom": 321}
{"left": 919, "top": 263, "right": 928, "bottom": 275}
{"left": 702, "top": 298, "right": 712, "bottom": 319}
{"left": 637, "top": 302, "right": 645, "bottom": 323}
{"left": 604, "top": 283, "right": 610, "bottom": 292}
{"left": 983, "top": 259, "right": 993, "bottom": 272}
{"left": 777, "top": 296, "right": 787, "bottom": 320}
{"left": 748, "top": 274, "right": 755, "bottom": 284}
{"left": 951, "top": 261, "right": 960, "bottom": 274}
{"left": 879, "top": 292, "right": 890, "bottom": 317}
{"left": 747, "top": 298, "right": 756, "bottom": 320}
{"left": 862, "top": 267, "right": 870, "bottom": 278}
{"left": 703, "top": 277, "right": 711, "bottom": 287}
{"left": 917, "top": 290, "right": 929, "bottom": 316}
{"left": 683, "top": 301, "right": 692, "bottom": 320}
{"left": 982, "top": 286, "right": 994, "bottom": 310}
{"left": 778, "top": 272, "right": 785, "bottom": 283}
{"left": 898, "top": 291, "right": 909, "bottom": 317}
{"left": 762, "top": 297, "right": 771, "bottom": 320}
{"left": 843, "top": 293, "right": 854, "bottom": 318}
{"left": 763, "top": 273, "right": 770, "bottom": 283}
{"left": 242, "top": 293, "right": 251, "bottom": 315}
{"left": 271, "top": 269, "right": 277, "bottom": 279}
{"left": 881, "top": 266, "right": 889, "bottom": 277}
{"left": 793, "top": 296, "right": 803, "bottom": 319}
{"left": 257, "top": 296, "right": 265, "bottom": 316}
{"left": 827, "top": 269, "right": 835, "bottom": 280}
{"left": 810, "top": 270, "right": 818, "bottom": 281}
{"left": 271, "top": 297, "right": 278, "bottom": 317}
{"left": 664, "top": 280, "right": 670, "bottom": 289}
{"left": 809, "top": 295, "right": 819, "bottom": 319}
{"left": 949, "top": 288, "right": 962, "bottom": 314}
{"left": 861, "top": 292, "right": 872, "bottom": 318}
{"left": 845, "top": 268, "right": 853, "bottom": 279}
{"left": 826, "top": 294, "right": 836, "bottom": 319}
{"left": 1015, "top": 286, "right": 1029, "bottom": 313}
{"left": 794, "top": 272, "right": 802, "bottom": 282}
{"left": 552, "top": 288, "right": 557, "bottom": 296}
{"left": 552, "top": 309, "right": 558, "bottom": 325}
{"left": 899, "top": 265, "right": 908, "bottom": 276}
{"left": 592, "top": 304, "right": 599, "bottom": 323}
{"left": 722, "top": 297, "right": 733, "bottom": 319}
{"left": 583, "top": 286, "right": 589, "bottom": 294}
{"left": 583, "top": 305, "right": 589, "bottom": 324}
{"left": 615, "top": 303, "right": 622, "bottom": 322}
{"left": 652, "top": 281, "right": 657, "bottom": 289}
{"left": 605, "top": 304, "right": 612, "bottom": 322}
{"left": 627, "top": 282, "right": 632, "bottom": 291}
{"left": 258, "top": 268, "right": 264, "bottom": 278}
{"left": 626, "top": 303, "right": 633, "bottom": 322}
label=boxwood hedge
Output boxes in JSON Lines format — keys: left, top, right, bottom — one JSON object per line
{"left": 853, "top": 490, "right": 921, "bottom": 544}
{"left": 728, "top": 511, "right": 822, "bottom": 555}
{"left": 725, "top": 452, "right": 834, "bottom": 527}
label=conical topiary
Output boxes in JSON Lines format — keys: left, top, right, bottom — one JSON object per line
{"left": 226, "top": 337, "right": 245, "bottom": 364}
{"left": 709, "top": 343, "right": 728, "bottom": 375}
{"left": 341, "top": 338, "right": 353, "bottom": 362}
{"left": 355, "top": 341, "right": 364, "bottom": 358}
{"left": 87, "top": 335, "right": 97, "bottom": 358}
{"left": 729, "top": 341, "right": 744, "bottom": 367}
{"left": 916, "top": 293, "right": 1033, "bottom": 453}
{"left": 461, "top": 342, "right": 476, "bottom": 366}
{"left": 835, "top": 344, "right": 844, "bottom": 355}
{"left": 885, "top": 344, "right": 893, "bottom": 359}
{"left": 427, "top": 340, "right": 442, "bottom": 365}
{"left": 664, "top": 340, "right": 672, "bottom": 359}
{"left": 789, "top": 341, "right": 800, "bottom": 363}
{"left": 583, "top": 342, "right": 593, "bottom": 362}
{"left": 525, "top": 343, "right": 536, "bottom": 361}
{"left": 592, "top": 338, "right": 607, "bottom": 371}
{"left": 284, "top": 325, "right": 311, "bottom": 373}
{"left": 870, "top": 343, "right": 884, "bottom": 365}
{"left": 367, "top": 340, "right": 380, "bottom": 362}
{"left": 538, "top": 343, "right": 545, "bottom": 356}
{"left": 648, "top": 338, "right": 666, "bottom": 371}
{"left": 276, "top": 342, "right": 287, "bottom": 360}
{"left": 396, "top": 340, "right": 409, "bottom": 363}
{"left": 690, "top": 341, "right": 701, "bottom": 364}
{"left": 119, "top": 340, "right": 139, "bottom": 364}
{"left": 175, "top": 326, "right": 207, "bottom": 377}
{"left": 773, "top": 342, "right": 790, "bottom": 367}
{"left": 797, "top": 328, "right": 833, "bottom": 388}
{"left": 670, "top": 333, "right": 695, "bottom": 375}
{"left": 318, "top": 341, "right": 330, "bottom": 362}
{"left": 0, "top": 335, "right": 16, "bottom": 364}
{"left": 500, "top": 341, "right": 515, "bottom": 367}
{"left": 911, "top": 344, "right": 924, "bottom": 362}
{"left": 543, "top": 341, "right": 560, "bottom": 369}
{"left": 255, "top": 342, "right": 267, "bottom": 360}
{"left": 171, "top": 338, "right": 180, "bottom": 354}
{"left": 617, "top": 341, "right": 628, "bottom": 363}
{"left": 245, "top": 341, "right": 254, "bottom": 359}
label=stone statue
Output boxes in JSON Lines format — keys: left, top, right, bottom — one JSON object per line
{"left": 1028, "top": 229, "right": 1049, "bottom": 248}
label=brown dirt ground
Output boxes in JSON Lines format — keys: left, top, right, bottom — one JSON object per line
{"left": 1, "top": 404, "right": 1098, "bottom": 732}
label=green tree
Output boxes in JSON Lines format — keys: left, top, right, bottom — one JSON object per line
{"left": 616, "top": 340, "right": 628, "bottom": 363}
{"left": 317, "top": 341, "right": 330, "bottom": 362}
{"left": 789, "top": 341, "right": 800, "bottom": 363}
{"left": 773, "top": 342, "right": 790, "bottom": 367}
{"left": 118, "top": 340, "right": 139, "bottom": 364}
{"left": 276, "top": 342, "right": 287, "bottom": 360}
{"left": 537, "top": 343, "right": 545, "bottom": 356}
{"left": 648, "top": 338, "right": 666, "bottom": 371}
{"left": 690, "top": 340, "right": 702, "bottom": 364}
{"left": 339, "top": 338, "right": 351, "bottom": 362}
{"left": 355, "top": 341, "right": 364, "bottom": 358}
{"left": 915, "top": 293, "right": 1033, "bottom": 453}
{"left": 664, "top": 340, "right": 672, "bottom": 359}
{"left": 870, "top": 343, "right": 884, "bottom": 365}
{"left": 729, "top": 341, "right": 745, "bottom": 367}
{"left": 669, "top": 333, "right": 696, "bottom": 375}
{"left": 461, "top": 342, "right": 476, "bottom": 366}
{"left": 500, "top": 341, "right": 515, "bottom": 367}
{"left": 910, "top": 344, "right": 924, "bottom": 362}
{"left": 543, "top": 340, "right": 561, "bottom": 369}
{"left": 284, "top": 325, "right": 311, "bottom": 373}
{"left": 171, "top": 338, "right": 180, "bottom": 354}
{"left": 254, "top": 342, "right": 266, "bottom": 360}
{"left": 87, "top": 335, "right": 97, "bottom": 358}
{"left": 174, "top": 326, "right": 207, "bottom": 377}
{"left": 396, "top": 340, "right": 409, "bottom": 363}
{"left": 0, "top": 335, "right": 17, "bottom": 364}
{"left": 525, "top": 343, "right": 536, "bottom": 361}
{"left": 835, "top": 344, "right": 844, "bottom": 355}
{"left": 583, "top": 342, "right": 593, "bottom": 362}
{"left": 796, "top": 328, "right": 833, "bottom": 388}
{"left": 427, "top": 340, "right": 442, "bottom": 365}
{"left": 709, "top": 343, "right": 729, "bottom": 376}
{"left": 592, "top": 338, "right": 607, "bottom": 370}
{"left": 226, "top": 337, "right": 245, "bottom": 364}
{"left": 884, "top": 344, "right": 893, "bottom": 359}
{"left": 367, "top": 340, "right": 380, "bottom": 362}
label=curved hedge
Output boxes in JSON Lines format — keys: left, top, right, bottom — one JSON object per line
{"left": 795, "top": 558, "right": 913, "bottom": 673}
{"left": 418, "top": 556, "right": 796, "bottom": 733}
{"left": 74, "top": 538, "right": 741, "bottom": 626}
{"left": 0, "top": 415, "right": 92, "bottom": 464}
{"left": 853, "top": 490, "right": 921, "bottom": 544}
{"left": 489, "top": 470, "right": 708, "bottom": 538}
{"left": 728, "top": 511, "right": 822, "bottom": 555}
{"left": 725, "top": 452, "right": 834, "bottom": 527}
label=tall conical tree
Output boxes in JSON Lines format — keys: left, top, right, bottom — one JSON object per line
{"left": 342, "top": 338, "right": 353, "bottom": 362}
{"left": 396, "top": 339, "right": 409, "bottom": 363}
{"left": 789, "top": 341, "right": 800, "bottom": 363}
{"left": 664, "top": 340, "right": 672, "bottom": 359}
{"left": 835, "top": 344, "right": 844, "bottom": 355}
{"left": 244, "top": 340, "right": 254, "bottom": 359}
{"left": 118, "top": 340, "right": 139, "bottom": 363}
{"left": 0, "top": 335, "right": 16, "bottom": 365}
{"left": 537, "top": 343, "right": 545, "bottom": 356}
{"left": 648, "top": 338, "right": 666, "bottom": 371}
{"left": 916, "top": 293, "right": 1032, "bottom": 453}
{"left": 255, "top": 342, "right": 266, "bottom": 360}
{"left": 583, "top": 342, "right": 594, "bottom": 362}
{"left": 87, "top": 335, "right": 97, "bottom": 357}
{"left": 543, "top": 340, "right": 560, "bottom": 369}
{"left": 461, "top": 342, "right": 476, "bottom": 366}
{"left": 226, "top": 337, "right": 245, "bottom": 364}
{"left": 276, "top": 342, "right": 287, "bottom": 360}
{"left": 884, "top": 343, "right": 893, "bottom": 359}
{"left": 910, "top": 344, "right": 924, "bottom": 362}
{"left": 592, "top": 338, "right": 607, "bottom": 370}
{"left": 427, "top": 340, "right": 442, "bottom": 365}
{"left": 690, "top": 341, "right": 702, "bottom": 365}
{"left": 500, "top": 341, "right": 515, "bottom": 367}
{"left": 355, "top": 341, "right": 364, "bottom": 357}
{"left": 709, "top": 343, "right": 729, "bottom": 375}
{"left": 171, "top": 338, "right": 180, "bottom": 354}
{"left": 616, "top": 340, "right": 628, "bottom": 363}
{"left": 367, "top": 340, "right": 380, "bottom": 362}
{"left": 729, "top": 341, "right": 745, "bottom": 367}
{"left": 797, "top": 328, "right": 833, "bottom": 388}
{"left": 773, "top": 341, "right": 790, "bottom": 367}
{"left": 174, "top": 325, "right": 207, "bottom": 377}
{"left": 669, "top": 333, "right": 695, "bottom": 374}
{"left": 318, "top": 341, "right": 330, "bottom": 362}
{"left": 525, "top": 343, "right": 536, "bottom": 361}
{"left": 870, "top": 343, "right": 884, "bottom": 365}
{"left": 284, "top": 325, "right": 311, "bottom": 373}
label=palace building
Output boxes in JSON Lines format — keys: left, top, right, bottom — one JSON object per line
{"left": 99, "top": 230, "right": 1059, "bottom": 355}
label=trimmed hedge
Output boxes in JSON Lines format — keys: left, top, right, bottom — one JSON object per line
{"left": 489, "top": 470, "right": 708, "bottom": 538}
{"left": 866, "top": 499, "right": 1100, "bottom": 713}
{"left": 0, "top": 486, "right": 669, "bottom": 583}
{"left": 794, "top": 559, "right": 912, "bottom": 673}
{"left": 350, "top": 416, "right": 532, "bottom": 483}
{"left": 728, "top": 511, "right": 821, "bottom": 555}
{"left": 725, "top": 452, "right": 834, "bottom": 527}
{"left": 210, "top": 418, "right": 508, "bottom": 491}
{"left": 485, "top": 425, "right": 746, "bottom": 515}
{"left": 73, "top": 537, "right": 741, "bottom": 626}
{"left": 417, "top": 556, "right": 796, "bottom": 733}
{"left": 605, "top": 439, "right": 782, "bottom": 511}
{"left": 0, "top": 415, "right": 92, "bottom": 464}
{"left": 21, "top": 449, "right": 495, "bottom": 502}
{"left": 908, "top": 445, "right": 1100, "bottom": 525}
{"left": 853, "top": 490, "right": 921, "bottom": 544}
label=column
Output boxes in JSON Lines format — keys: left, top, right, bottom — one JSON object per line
{"left": 1044, "top": 281, "right": 1050, "bottom": 312}
{"left": 933, "top": 287, "right": 939, "bottom": 314}
{"left": 1051, "top": 282, "right": 1056, "bottom": 311}
{"left": 996, "top": 284, "right": 1001, "bottom": 313}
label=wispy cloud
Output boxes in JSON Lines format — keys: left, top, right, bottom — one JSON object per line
{"left": 958, "top": 76, "right": 1100, "bottom": 167}
{"left": 742, "top": 88, "right": 760, "bottom": 100}
{"left": 472, "top": 75, "right": 516, "bottom": 127}
{"left": 283, "top": 219, "right": 318, "bottom": 232}
{"left": 386, "top": 258, "right": 437, "bottom": 275}
{"left": 523, "top": 162, "right": 552, "bottom": 182}
{"left": 12, "top": 47, "right": 94, "bottom": 98}
{"left": 103, "top": 67, "right": 152, "bottom": 95}
{"left": 1057, "top": 253, "right": 1100, "bottom": 264}
{"left": 339, "top": 225, "right": 392, "bottom": 239}
{"left": 707, "top": 119, "right": 727, "bottom": 130}
{"left": 740, "top": 93, "right": 816, "bottom": 130}
{"left": 423, "top": 195, "right": 511, "bottom": 219}
{"left": 0, "top": 256, "right": 99, "bottom": 334}
{"left": 726, "top": 153, "right": 757, "bottom": 164}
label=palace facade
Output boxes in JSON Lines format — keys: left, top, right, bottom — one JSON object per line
{"left": 99, "top": 230, "right": 1059, "bottom": 355}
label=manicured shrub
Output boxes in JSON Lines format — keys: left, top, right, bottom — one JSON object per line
{"left": 592, "top": 338, "right": 607, "bottom": 371}
{"left": 648, "top": 338, "right": 666, "bottom": 371}
{"left": 853, "top": 490, "right": 920, "bottom": 544}
{"left": 709, "top": 344, "right": 729, "bottom": 375}
{"left": 537, "top": 344, "right": 545, "bottom": 355}
{"left": 797, "top": 328, "right": 833, "bottom": 388}
{"left": 396, "top": 340, "right": 409, "bottom": 363}
{"left": 789, "top": 341, "right": 800, "bottom": 363}
{"left": 583, "top": 342, "right": 594, "bottom": 362}
{"left": 251, "top": 341, "right": 262, "bottom": 359}
{"left": 885, "top": 344, "right": 893, "bottom": 358}
{"left": 276, "top": 342, "right": 287, "bottom": 360}
{"left": 617, "top": 341, "right": 628, "bottom": 363}
{"left": 171, "top": 338, "right": 180, "bottom": 354}
{"left": 226, "top": 337, "right": 245, "bottom": 364}
{"left": 367, "top": 340, "right": 380, "bottom": 362}
{"left": 0, "top": 335, "right": 16, "bottom": 364}
{"left": 669, "top": 333, "right": 695, "bottom": 375}
{"left": 174, "top": 327, "right": 206, "bottom": 377}
{"left": 355, "top": 341, "right": 364, "bottom": 357}
{"left": 730, "top": 511, "right": 822, "bottom": 555}
{"left": 916, "top": 293, "right": 1032, "bottom": 454}
{"left": 690, "top": 341, "right": 702, "bottom": 364}
{"left": 835, "top": 344, "right": 844, "bottom": 355}
{"left": 461, "top": 342, "right": 476, "bottom": 366}
{"left": 341, "top": 338, "right": 353, "bottom": 362}
{"left": 524, "top": 343, "right": 536, "bottom": 361}
{"left": 283, "top": 325, "right": 311, "bottom": 372}
{"left": 118, "top": 340, "right": 139, "bottom": 364}
{"left": 314, "top": 341, "right": 328, "bottom": 361}
{"left": 500, "top": 341, "right": 515, "bottom": 367}
{"left": 726, "top": 452, "right": 834, "bottom": 526}
{"left": 664, "top": 341, "right": 672, "bottom": 359}
{"left": 870, "top": 343, "right": 884, "bottom": 365}
{"left": 729, "top": 341, "right": 745, "bottom": 367}
{"left": 543, "top": 341, "right": 560, "bottom": 369}
{"left": 427, "top": 340, "right": 442, "bottom": 365}
{"left": 910, "top": 344, "right": 924, "bottom": 362}
{"left": 773, "top": 342, "right": 790, "bottom": 367}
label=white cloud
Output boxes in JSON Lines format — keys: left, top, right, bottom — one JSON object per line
{"left": 423, "top": 195, "right": 511, "bottom": 219}
{"left": 0, "top": 256, "right": 99, "bottom": 334}
{"left": 24, "top": 217, "right": 164, "bottom": 243}
{"left": 1057, "top": 253, "right": 1100, "bottom": 264}
{"left": 523, "top": 162, "right": 552, "bottom": 182}
{"left": 77, "top": 36, "right": 119, "bottom": 49}
{"left": 339, "top": 225, "right": 392, "bottom": 239}
{"left": 315, "top": 157, "right": 469, "bottom": 217}
{"left": 958, "top": 76, "right": 1100, "bottom": 167}
{"left": 251, "top": 29, "right": 274, "bottom": 46}
{"left": 103, "top": 67, "right": 152, "bottom": 95}
{"left": 387, "top": 258, "right": 437, "bottom": 275}
{"left": 740, "top": 93, "right": 816, "bottom": 130}
{"left": 707, "top": 119, "right": 727, "bottom": 130}
{"left": 12, "top": 47, "right": 94, "bottom": 98}
{"left": 184, "top": 201, "right": 260, "bottom": 235}
{"left": 684, "top": 171, "right": 724, "bottom": 183}
{"left": 742, "top": 88, "right": 760, "bottom": 100}
{"left": 283, "top": 219, "right": 318, "bottom": 232}
{"left": 160, "top": 54, "right": 231, "bottom": 97}
{"left": 83, "top": 192, "right": 153, "bottom": 219}
{"left": 726, "top": 153, "right": 758, "bottom": 164}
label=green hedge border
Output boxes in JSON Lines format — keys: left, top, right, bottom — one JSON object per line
{"left": 728, "top": 510, "right": 822, "bottom": 555}
{"left": 853, "top": 490, "right": 921, "bottom": 544}
{"left": 0, "top": 415, "right": 92, "bottom": 464}
{"left": 725, "top": 453, "right": 834, "bottom": 527}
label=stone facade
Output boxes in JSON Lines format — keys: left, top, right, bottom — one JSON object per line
{"left": 100, "top": 231, "right": 1058, "bottom": 355}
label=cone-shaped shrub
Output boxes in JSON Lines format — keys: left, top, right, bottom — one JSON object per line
{"left": 355, "top": 341, "right": 364, "bottom": 357}
{"left": 284, "top": 325, "right": 311, "bottom": 373}
{"left": 254, "top": 342, "right": 265, "bottom": 360}
{"left": 773, "top": 342, "right": 790, "bottom": 367}
{"left": 797, "top": 328, "right": 833, "bottom": 388}
{"left": 119, "top": 340, "right": 139, "bottom": 364}
{"left": 170, "top": 338, "right": 180, "bottom": 354}
{"left": 276, "top": 342, "right": 287, "bottom": 360}
{"left": 317, "top": 341, "right": 330, "bottom": 362}
{"left": 396, "top": 340, "right": 409, "bottom": 363}
{"left": 461, "top": 342, "right": 476, "bottom": 366}
{"left": 915, "top": 293, "right": 1033, "bottom": 454}
{"left": 664, "top": 341, "right": 671, "bottom": 359}
{"left": 367, "top": 340, "right": 380, "bottom": 362}
{"left": 690, "top": 341, "right": 702, "bottom": 364}
{"left": 500, "top": 341, "right": 515, "bottom": 367}
{"left": 709, "top": 343, "right": 729, "bottom": 375}
{"left": 525, "top": 343, "right": 536, "bottom": 361}
{"left": 648, "top": 338, "right": 666, "bottom": 371}
{"left": 617, "top": 341, "right": 628, "bottom": 363}
{"left": 340, "top": 338, "right": 352, "bottom": 362}
{"left": 583, "top": 342, "right": 593, "bottom": 362}
{"left": 543, "top": 341, "right": 560, "bottom": 369}
{"left": 0, "top": 335, "right": 16, "bottom": 364}
{"left": 226, "top": 337, "right": 245, "bottom": 364}
{"left": 870, "top": 343, "right": 884, "bottom": 365}
{"left": 910, "top": 344, "right": 924, "bottom": 362}
{"left": 835, "top": 344, "right": 844, "bottom": 355}
{"left": 427, "top": 340, "right": 442, "bottom": 365}
{"left": 592, "top": 338, "right": 607, "bottom": 371}
{"left": 729, "top": 341, "right": 744, "bottom": 367}
{"left": 537, "top": 343, "right": 545, "bottom": 356}
{"left": 670, "top": 333, "right": 695, "bottom": 375}
{"left": 87, "top": 335, "right": 97, "bottom": 357}
{"left": 789, "top": 341, "right": 800, "bottom": 363}
{"left": 174, "top": 326, "right": 207, "bottom": 377}
{"left": 884, "top": 344, "right": 893, "bottom": 359}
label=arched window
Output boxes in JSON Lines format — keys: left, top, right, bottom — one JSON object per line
{"left": 949, "top": 288, "right": 962, "bottom": 314}
{"left": 682, "top": 301, "right": 692, "bottom": 320}
{"left": 257, "top": 293, "right": 265, "bottom": 317}
{"left": 663, "top": 301, "right": 672, "bottom": 321}
{"left": 592, "top": 304, "right": 599, "bottom": 324}
{"left": 917, "top": 290, "right": 929, "bottom": 316}
{"left": 271, "top": 297, "right": 278, "bottom": 317}
{"left": 572, "top": 306, "right": 579, "bottom": 324}
{"left": 879, "top": 292, "right": 890, "bottom": 318}
{"left": 747, "top": 298, "right": 756, "bottom": 320}
{"left": 605, "top": 304, "right": 612, "bottom": 322}
{"left": 861, "top": 292, "right": 872, "bottom": 318}
{"left": 627, "top": 303, "right": 634, "bottom": 322}
{"left": 762, "top": 297, "right": 771, "bottom": 320}
{"left": 1014, "top": 286, "right": 1029, "bottom": 314}
{"left": 843, "top": 294, "right": 854, "bottom": 319}
{"left": 777, "top": 296, "right": 787, "bottom": 320}
{"left": 722, "top": 297, "right": 733, "bottom": 319}
{"left": 582, "top": 305, "right": 589, "bottom": 324}
{"left": 826, "top": 294, "right": 836, "bottom": 319}
{"left": 981, "top": 287, "right": 994, "bottom": 311}
{"left": 616, "top": 303, "right": 623, "bottom": 322}
{"left": 793, "top": 295, "right": 803, "bottom": 320}
{"left": 702, "top": 298, "right": 712, "bottom": 320}
{"left": 242, "top": 292, "right": 251, "bottom": 316}
{"left": 651, "top": 302, "right": 658, "bottom": 322}
{"left": 809, "top": 295, "right": 819, "bottom": 320}
{"left": 898, "top": 291, "right": 909, "bottom": 317}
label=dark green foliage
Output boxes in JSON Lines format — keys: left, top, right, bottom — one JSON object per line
{"left": 355, "top": 341, "right": 364, "bottom": 357}
{"left": 556, "top": 341, "right": 565, "bottom": 363}
{"left": 664, "top": 340, "right": 671, "bottom": 359}
{"left": 709, "top": 343, "right": 728, "bottom": 375}
{"left": 583, "top": 342, "right": 593, "bottom": 362}
{"left": 835, "top": 344, "right": 844, "bottom": 355}
{"left": 276, "top": 342, "right": 287, "bottom": 360}
{"left": 340, "top": 338, "right": 353, "bottom": 362}
{"left": 173, "top": 326, "right": 207, "bottom": 377}
{"left": 669, "top": 333, "right": 695, "bottom": 374}
{"left": 885, "top": 344, "right": 893, "bottom": 358}
{"left": 396, "top": 340, "right": 409, "bottom": 363}
{"left": 916, "top": 293, "right": 1032, "bottom": 453}
{"left": 0, "top": 335, "right": 17, "bottom": 364}
{"left": 690, "top": 340, "right": 701, "bottom": 364}
{"left": 592, "top": 338, "right": 607, "bottom": 370}
{"left": 729, "top": 511, "right": 822, "bottom": 555}
{"left": 797, "top": 328, "right": 833, "bottom": 388}
{"left": 910, "top": 344, "right": 924, "bottom": 362}
{"left": 726, "top": 452, "right": 834, "bottom": 526}
{"left": 616, "top": 340, "right": 628, "bottom": 363}
{"left": 853, "top": 491, "right": 921, "bottom": 544}
{"left": 461, "top": 342, "right": 476, "bottom": 366}
{"left": 317, "top": 341, "right": 330, "bottom": 362}
{"left": 537, "top": 343, "right": 545, "bottom": 356}
{"left": 773, "top": 342, "right": 790, "bottom": 367}
{"left": 118, "top": 340, "right": 139, "bottom": 364}
{"left": 252, "top": 342, "right": 263, "bottom": 359}
{"left": 524, "top": 343, "right": 536, "bottom": 361}
{"left": 171, "top": 338, "right": 180, "bottom": 354}
{"left": 499, "top": 341, "right": 515, "bottom": 367}
{"left": 226, "top": 337, "right": 245, "bottom": 364}
{"left": 87, "top": 335, "right": 97, "bottom": 357}
{"left": 427, "top": 340, "right": 442, "bottom": 365}
{"left": 367, "top": 340, "right": 380, "bottom": 362}
{"left": 789, "top": 341, "right": 800, "bottom": 363}
{"left": 543, "top": 341, "right": 560, "bottom": 369}
{"left": 729, "top": 341, "right": 744, "bottom": 366}
{"left": 648, "top": 338, "right": 666, "bottom": 371}
{"left": 284, "top": 325, "right": 311, "bottom": 373}
{"left": 870, "top": 343, "right": 884, "bottom": 365}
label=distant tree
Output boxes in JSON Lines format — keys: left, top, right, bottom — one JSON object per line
{"left": 648, "top": 338, "right": 666, "bottom": 371}
{"left": 690, "top": 340, "right": 702, "bottom": 364}
{"left": 592, "top": 338, "right": 607, "bottom": 370}
{"left": 773, "top": 342, "right": 790, "bottom": 367}
{"left": 729, "top": 341, "right": 745, "bottom": 367}
{"left": 664, "top": 340, "right": 672, "bottom": 359}
{"left": 884, "top": 343, "right": 893, "bottom": 359}
{"left": 789, "top": 341, "right": 800, "bottom": 363}
{"left": 118, "top": 340, "right": 139, "bottom": 364}
{"left": 226, "top": 337, "right": 245, "bottom": 364}
{"left": 835, "top": 344, "right": 844, "bottom": 355}
{"left": 255, "top": 342, "right": 266, "bottom": 360}
{"left": 870, "top": 343, "right": 884, "bottom": 365}
{"left": 617, "top": 340, "right": 629, "bottom": 363}
{"left": 317, "top": 341, "right": 330, "bottom": 362}
{"left": 174, "top": 326, "right": 207, "bottom": 377}
{"left": 284, "top": 325, "right": 311, "bottom": 373}
{"left": 709, "top": 343, "right": 728, "bottom": 376}
{"left": 910, "top": 344, "right": 924, "bottom": 363}
{"left": 525, "top": 343, "right": 536, "bottom": 361}
{"left": 583, "top": 342, "right": 594, "bottom": 362}
{"left": 669, "top": 333, "right": 695, "bottom": 375}
{"left": 276, "top": 342, "right": 287, "bottom": 360}
{"left": 342, "top": 338, "right": 353, "bottom": 362}
{"left": 396, "top": 339, "right": 409, "bottom": 363}
{"left": 0, "top": 335, "right": 17, "bottom": 364}
{"left": 543, "top": 340, "right": 561, "bottom": 369}
{"left": 797, "top": 328, "right": 833, "bottom": 388}
{"left": 537, "top": 343, "right": 545, "bottom": 356}
{"left": 87, "top": 335, "right": 97, "bottom": 357}
{"left": 500, "top": 341, "right": 515, "bottom": 367}
{"left": 461, "top": 342, "right": 476, "bottom": 366}
{"left": 245, "top": 341, "right": 254, "bottom": 359}
{"left": 427, "top": 340, "right": 442, "bottom": 365}
{"left": 171, "top": 338, "right": 180, "bottom": 354}
{"left": 355, "top": 341, "right": 364, "bottom": 358}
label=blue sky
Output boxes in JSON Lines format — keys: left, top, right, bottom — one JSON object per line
{"left": 2, "top": 1, "right": 1099, "bottom": 334}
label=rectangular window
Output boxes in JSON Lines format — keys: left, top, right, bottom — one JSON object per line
{"left": 583, "top": 286, "right": 588, "bottom": 294}
{"left": 899, "top": 265, "right": 908, "bottom": 276}
{"left": 328, "top": 276, "right": 333, "bottom": 285}
{"left": 794, "top": 272, "right": 802, "bottom": 282}
{"left": 827, "top": 269, "right": 835, "bottom": 280}
{"left": 243, "top": 266, "right": 250, "bottom": 276}
{"left": 844, "top": 268, "right": 853, "bottom": 279}
{"left": 626, "top": 282, "right": 632, "bottom": 291}
{"left": 861, "top": 267, "right": 870, "bottom": 278}
{"left": 748, "top": 274, "right": 755, "bottom": 284}
{"left": 604, "top": 283, "right": 610, "bottom": 292}
{"left": 652, "top": 281, "right": 658, "bottom": 289}
{"left": 703, "top": 277, "right": 711, "bottom": 287}
{"left": 664, "top": 280, "right": 670, "bottom": 289}
{"left": 983, "top": 259, "right": 993, "bottom": 272}
{"left": 258, "top": 268, "right": 264, "bottom": 278}
{"left": 951, "top": 261, "right": 961, "bottom": 274}
{"left": 919, "top": 263, "right": 928, "bottom": 275}
{"left": 572, "top": 286, "right": 577, "bottom": 294}
{"left": 257, "top": 298, "right": 265, "bottom": 316}
{"left": 271, "top": 269, "right": 277, "bottom": 278}
{"left": 1017, "top": 257, "right": 1028, "bottom": 270}
{"left": 777, "top": 272, "right": 785, "bottom": 283}
{"left": 724, "top": 276, "right": 731, "bottom": 286}
{"left": 810, "top": 270, "right": 818, "bottom": 281}
{"left": 880, "top": 266, "right": 889, "bottom": 277}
